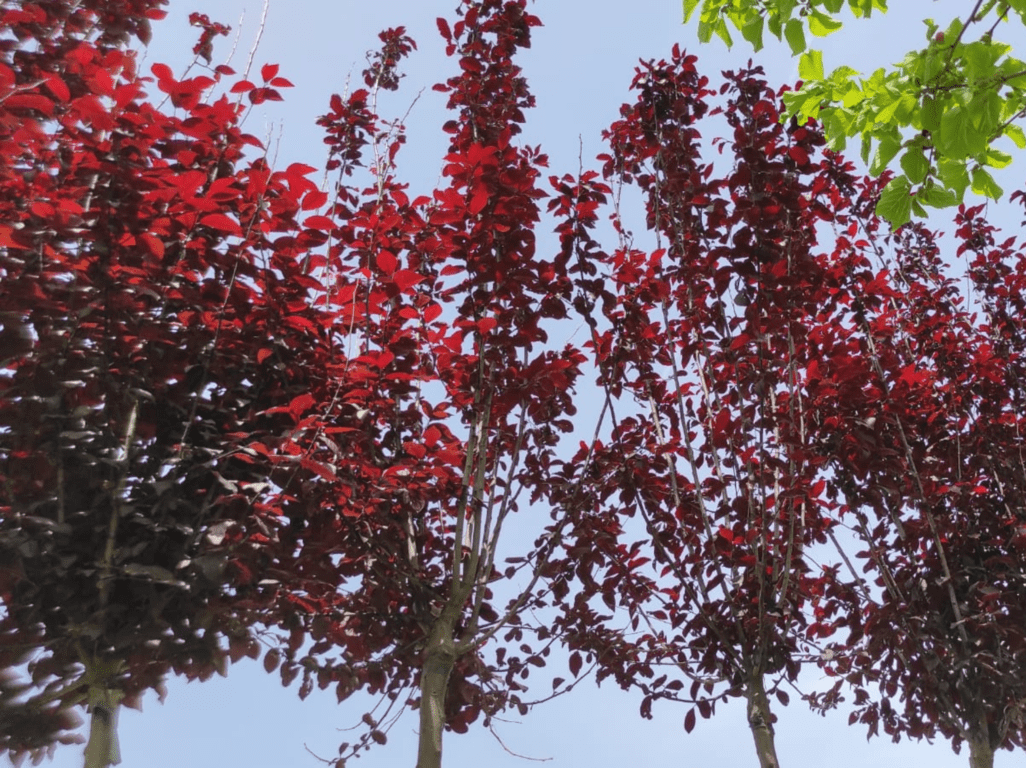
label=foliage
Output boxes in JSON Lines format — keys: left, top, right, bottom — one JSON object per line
{"left": 2, "top": 2, "right": 1025, "bottom": 768}
{"left": 804, "top": 206, "right": 1026, "bottom": 764}
{"left": 546, "top": 48, "right": 866, "bottom": 768}
{"left": 0, "top": 1, "right": 333, "bottom": 763}
{"left": 682, "top": 0, "right": 1026, "bottom": 226}
{"left": 240, "top": 5, "right": 591, "bottom": 766}
{"left": 544, "top": 30, "right": 1026, "bottom": 768}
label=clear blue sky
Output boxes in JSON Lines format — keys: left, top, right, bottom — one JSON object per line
{"left": 36, "top": 1, "right": 1026, "bottom": 767}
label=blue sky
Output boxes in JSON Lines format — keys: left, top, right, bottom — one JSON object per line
{"left": 36, "top": 1, "right": 1026, "bottom": 767}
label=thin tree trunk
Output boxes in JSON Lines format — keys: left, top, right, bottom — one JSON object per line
{"left": 967, "top": 722, "right": 995, "bottom": 768}
{"left": 968, "top": 738, "right": 995, "bottom": 768}
{"left": 417, "top": 617, "right": 458, "bottom": 768}
{"left": 745, "top": 673, "right": 781, "bottom": 768}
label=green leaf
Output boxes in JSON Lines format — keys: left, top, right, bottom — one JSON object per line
{"left": 741, "top": 14, "right": 765, "bottom": 51}
{"left": 963, "top": 39, "right": 1008, "bottom": 81}
{"left": 876, "top": 175, "right": 914, "bottom": 228}
{"left": 940, "top": 105, "right": 987, "bottom": 160}
{"left": 799, "top": 50, "right": 824, "bottom": 81}
{"left": 920, "top": 96, "right": 941, "bottom": 133}
{"left": 809, "top": 10, "right": 843, "bottom": 36}
{"left": 784, "top": 18, "right": 806, "bottom": 54}
{"left": 875, "top": 93, "right": 905, "bottom": 125}
{"left": 682, "top": 0, "right": 701, "bottom": 22}
{"left": 971, "top": 166, "right": 1003, "bottom": 199}
{"left": 985, "top": 148, "right": 1013, "bottom": 169}
{"left": 899, "top": 147, "right": 930, "bottom": 184}
{"left": 697, "top": 18, "right": 714, "bottom": 43}
{"left": 968, "top": 90, "right": 1002, "bottom": 138}
{"left": 917, "top": 185, "right": 958, "bottom": 208}
{"left": 870, "top": 134, "right": 902, "bottom": 175}
{"left": 1004, "top": 123, "right": 1026, "bottom": 149}
{"left": 937, "top": 157, "right": 970, "bottom": 200}
{"left": 713, "top": 16, "right": 735, "bottom": 47}
{"left": 943, "top": 16, "right": 964, "bottom": 43}
{"left": 841, "top": 85, "right": 867, "bottom": 109}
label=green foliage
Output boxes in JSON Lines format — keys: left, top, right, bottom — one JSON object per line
{"left": 683, "top": 0, "right": 1026, "bottom": 225}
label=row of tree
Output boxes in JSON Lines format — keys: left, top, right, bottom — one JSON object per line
{"left": 0, "top": 2, "right": 1023, "bottom": 768}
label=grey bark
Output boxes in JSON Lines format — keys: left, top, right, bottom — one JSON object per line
{"left": 968, "top": 736, "right": 995, "bottom": 768}
{"left": 416, "top": 615, "right": 459, "bottom": 768}
{"left": 745, "top": 674, "right": 781, "bottom": 768}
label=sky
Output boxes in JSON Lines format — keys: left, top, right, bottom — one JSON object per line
{"left": 30, "top": 1, "right": 1026, "bottom": 767}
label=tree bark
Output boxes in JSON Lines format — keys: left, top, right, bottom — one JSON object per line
{"left": 745, "top": 674, "right": 781, "bottom": 768}
{"left": 417, "top": 618, "right": 458, "bottom": 768}
{"left": 967, "top": 726, "right": 995, "bottom": 768}
{"left": 968, "top": 739, "right": 995, "bottom": 768}
{"left": 83, "top": 685, "right": 122, "bottom": 768}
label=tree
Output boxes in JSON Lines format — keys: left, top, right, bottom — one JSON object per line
{"left": 541, "top": 28, "right": 1026, "bottom": 768}
{"left": 4, "top": 2, "right": 1025, "bottom": 767}
{"left": 801, "top": 203, "right": 1026, "bottom": 768}
{"left": 204, "top": 5, "right": 594, "bottom": 768}
{"left": 0, "top": 3, "right": 335, "bottom": 764}
{"left": 681, "top": 0, "right": 1026, "bottom": 226}
{"left": 542, "top": 50, "right": 876, "bottom": 768}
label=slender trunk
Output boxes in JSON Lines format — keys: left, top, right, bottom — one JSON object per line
{"left": 745, "top": 673, "right": 781, "bottom": 768}
{"left": 83, "top": 684, "right": 122, "bottom": 768}
{"left": 967, "top": 721, "right": 995, "bottom": 768}
{"left": 417, "top": 618, "right": 458, "bottom": 768}
{"left": 968, "top": 738, "right": 995, "bottom": 768}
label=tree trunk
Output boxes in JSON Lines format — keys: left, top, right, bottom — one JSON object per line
{"left": 967, "top": 727, "right": 995, "bottom": 768}
{"left": 745, "top": 674, "right": 781, "bottom": 768}
{"left": 83, "top": 685, "right": 122, "bottom": 768}
{"left": 417, "top": 618, "right": 458, "bottom": 768}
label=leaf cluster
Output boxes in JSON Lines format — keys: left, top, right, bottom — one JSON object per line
{"left": 684, "top": 0, "right": 1026, "bottom": 225}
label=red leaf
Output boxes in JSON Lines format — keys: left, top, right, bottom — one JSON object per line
{"left": 404, "top": 441, "right": 426, "bottom": 459}
{"left": 257, "top": 348, "right": 273, "bottom": 364}
{"left": 261, "top": 63, "right": 280, "bottom": 82}
{"left": 424, "top": 426, "right": 441, "bottom": 447}
{"left": 230, "top": 80, "right": 256, "bottom": 94}
{"left": 302, "top": 215, "right": 335, "bottom": 231}
{"left": 477, "top": 317, "right": 497, "bottom": 333}
{"left": 301, "top": 190, "right": 328, "bottom": 211}
{"left": 288, "top": 393, "right": 317, "bottom": 419}
{"left": 200, "top": 213, "right": 242, "bottom": 237}
{"left": 151, "top": 63, "right": 174, "bottom": 81}
{"left": 713, "top": 408, "right": 731, "bottom": 442}
{"left": 393, "top": 269, "right": 424, "bottom": 293}
{"left": 684, "top": 708, "right": 696, "bottom": 733}
{"left": 436, "top": 17, "right": 452, "bottom": 42}
{"left": 269, "top": 77, "right": 294, "bottom": 88}
{"left": 300, "top": 458, "right": 336, "bottom": 480}
{"left": 569, "top": 651, "right": 582, "bottom": 677}
{"left": 5, "top": 94, "right": 54, "bottom": 115}
{"left": 43, "top": 74, "right": 70, "bottom": 102}
{"left": 263, "top": 649, "right": 280, "bottom": 673}
{"left": 377, "top": 251, "right": 398, "bottom": 274}
{"left": 140, "top": 233, "right": 164, "bottom": 257}
{"left": 469, "top": 188, "right": 489, "bottom": 215}
{"left": 424, "top": 304, "right": 443, "bottom": 323}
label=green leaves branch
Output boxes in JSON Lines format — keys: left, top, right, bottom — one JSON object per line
{"left": 683, "top": 0, "right": 1026, "bottom": 226}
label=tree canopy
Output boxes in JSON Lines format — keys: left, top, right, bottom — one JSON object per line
{"left": 683, "top": 0, "right": 1026, "bottom": 226}
{"left": 1, "top": 2, "right": 1025, "bottom": 768}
